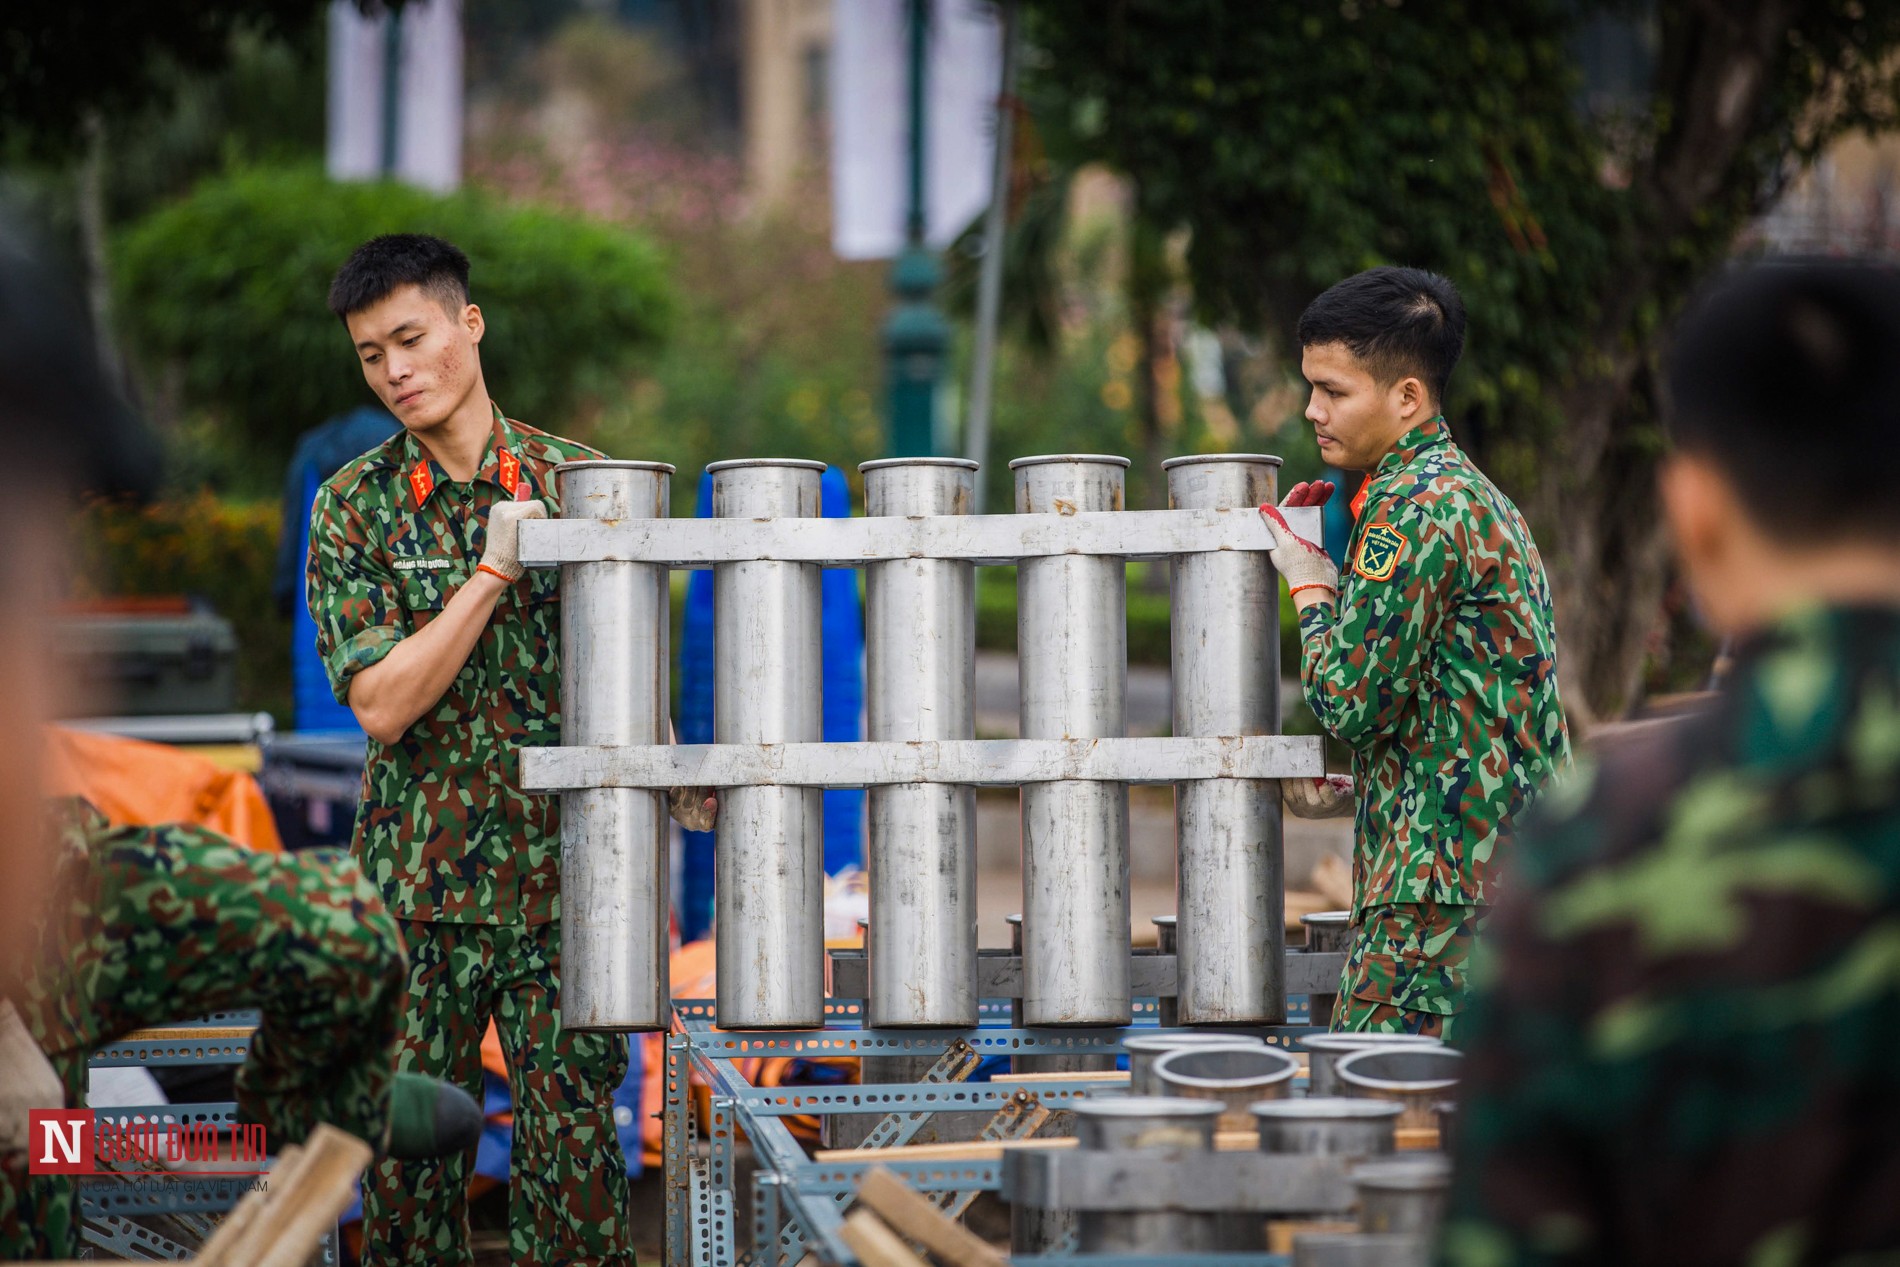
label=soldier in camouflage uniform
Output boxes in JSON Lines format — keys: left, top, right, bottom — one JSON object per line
{"left": 1263, "top": 267, "right": 1570, "bottom": 1042}
{"left": 1, "top": 801, "right": 410, "bottom": 1259}
{"left": 309, "top": 235, "right": 706, "bottom": 1264}
{"left": 1440, "top": 261, "right": 1900, "bottom": 1264}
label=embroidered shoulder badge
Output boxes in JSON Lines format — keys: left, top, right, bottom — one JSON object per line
{"left": 1354, "top": 523, "right": 1407, "bottom": 581}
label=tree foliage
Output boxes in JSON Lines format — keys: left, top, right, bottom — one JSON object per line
{"left": 1026, "top": 0, "right": 1900, "bottom": 718}
{"left": 114, "top": 165, "right": 672, "bottom": 485}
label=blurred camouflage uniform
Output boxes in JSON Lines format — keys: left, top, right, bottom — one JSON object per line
{"left": 307, "top": 404, "right": 635, "bottom": 1265}
{"left": 1, "top": 800, "right": 405, "bottom": 1259}
{"left": 1299, "top": 416, "right": 1570, "bottom": 1039}
{"left": 1441, "top": 603, "right": 1900, "bottom": 1264}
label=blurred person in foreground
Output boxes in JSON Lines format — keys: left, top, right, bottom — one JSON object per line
{"left": 1261, "top": 267, "right": 1571, "bottom": 1041}
{"left": 0, "top": 228, "right": 479, "bottom": 1260}
{"left": 1440, "top": 259, "right": 1900, "bottom": 1265}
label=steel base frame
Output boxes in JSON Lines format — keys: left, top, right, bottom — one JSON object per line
{"left": 664, "top": 998, "right": 1323, "bottom": 1267}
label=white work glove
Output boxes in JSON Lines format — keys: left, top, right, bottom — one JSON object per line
{"left": 668, "top": 785, "right": 718, "bottom": 832}
{"left": 1282, "top": 774, "right": 1356, "bottom": 819}
{"left": 478, "top": 483, "right": 547, "bottom": 583}
{"left": 1259, "top": 483, "right": 1340, "bottom": 601}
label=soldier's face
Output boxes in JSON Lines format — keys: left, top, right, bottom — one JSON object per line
{"left": 346, "top": 284, "right": 485, "bottom": 434}
{"left": 1301, "top": 342, "right": 1426, "bottom": 471}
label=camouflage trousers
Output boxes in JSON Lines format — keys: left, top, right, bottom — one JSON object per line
{"left": 1334, "top": 901, "right": 1487, "bottom": 1044}
{"left": 362, "top": 918, "right": 633, "bottom": 1266}
{"left": 1, "top": 829, "right": 405, "bottom": 1260}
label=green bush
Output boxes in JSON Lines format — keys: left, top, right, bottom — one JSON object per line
{"left": 115, "top": 164, "right": 672, "bottom": 488}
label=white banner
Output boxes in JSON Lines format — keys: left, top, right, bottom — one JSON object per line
{"left": 327, "top": 0, "right": 464, "bottom": 193}
{"left": 830, "top": 0, "right": 1003, "bottom": 261}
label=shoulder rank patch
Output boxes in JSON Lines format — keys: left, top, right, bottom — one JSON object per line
{"left": 1354, "top": 522, "right": 1407, "bottom": 581}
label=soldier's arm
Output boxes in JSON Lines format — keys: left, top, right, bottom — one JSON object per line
{"left": 306, "top": 486, "right": 509, "bottom": 746}
{"left": 1296, "top": 494, "right": 1459, "bottom": 746}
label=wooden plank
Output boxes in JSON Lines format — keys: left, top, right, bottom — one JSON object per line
{"left": 818, "top": 1127, "right": 1273, "bottom": 1163}
{"left": 1268, "top": 1220, "right": 1357, "bottom": 1253}
{"left": 987, "top": 1070, "right": 1128, "bottom": 1086}
{"left": 116, "top": 1026, "right": 258, "bottom": 1042}
{"left": 196, "top": 1126, "right": 372, "bottom": 1267}
{"left": 838, "top": 1210, "right": 930, "bottom": 1267}
{"left": 1396, "top": 1127, "right": 1441, "bottom": 1151}
{"left": 856, "top": 1168, "right": 1008, "bottom": 1267}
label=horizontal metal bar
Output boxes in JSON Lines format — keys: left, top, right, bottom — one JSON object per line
{"left": 1002, "top": 1148, "right": 1357, "bottom": 1213}
{"left": 93, "top": 1102, "right": 239, "bottom": 1127}
{"left": 827, "top": 948, "right": 1346, "bottom": 1002}
{"left": 732, "top": 1078, "right": 1105, "bottom": 1116}
{"left": 677, "top": 1020, "right": 1318, "bottom": 1058}
{"left": 519, "top": 505, "right": 1318, "bottom": 569}
{"left": 78, "top": 1175, "right": 261, "bottom": 1218}
{"left": 89, "top": 1037, "right": 252, "bottom": 1067}
{"left": 789, "top": 1156, "right": 1006, "bottom": 1197}
{"left": 521, "top": 735, "right": 1323, "bottom": 792}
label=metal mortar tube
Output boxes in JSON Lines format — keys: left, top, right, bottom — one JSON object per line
{"left": 860, "top": 458, "right": 979, "bottom": 1028}
{"left": 1251, "top": 1097, "right": 1401, "bottom": 1159}
{"left": 1163, "top": 454, "right": 1285, "bottom": 1024}
{"left": 1151, "top": 914, "right": 1179, "bottom": 1026}
{"left": 554, "top": 460, "right": 675, "bottom": 1032}
{"left": 1123, "top": 1031, "right": 1264, "bottom": 1096}
{"left": 1302, "top": 1032, "right": 1445, "bottom": 1098}
{"left": 1301, "top": 910, "right": 1353, "bottom": 1028}
{"left": 711, "top": 459, "right": 826, "bottom": 1029}
{"left": 1011, "top": 454, "right": 1132, "bottom": 1026}
{"left": 1073, "top": 1098, "right": 1228, "bottom": 1253}
{"left": 1353, "top": 1155, "right": 1452, "bottom": 1236}
{"left": 1153, "top": 1042, "right": 1300, "bottom": 1132}
{"left": 1335, "top": 1046, "right": 1465, "bottom": 1132}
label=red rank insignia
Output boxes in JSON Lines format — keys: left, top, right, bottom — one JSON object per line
{"left": 497, "top": 448, "right": 521, "bottom": 497}
{"left": 408, "top": 460, "right": 435, "bottom": 507}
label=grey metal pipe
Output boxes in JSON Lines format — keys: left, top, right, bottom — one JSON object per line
{"left": 1336, "top": 1046, "right": 1465, "bottom": 1132}
{"left": 1251, "top": 1097, "right": 1401, "bottom": 1159}
{"left": 1011, "top": 454, "right": 1131, "bottom": 1026}
{"left": 1152, "top": 914, "right": 1178, "bottom": 1026}
{"left": 1072, "top": 1098, "right": 1226, "bottom": 1253}
{"left": 1354, "top": 1156, "right": 1452, "bottom": 1236}
{"left": 711, "top": 459, "right": 826, "bottom": 1029}
{"left": 1164, "top": 454, "right": 1285, "bottom": 1024}
{"left": 1302, "top": 910, "right": 1352, "bottom": 1027}
{"left": 1302, "top": 1032, "right": 1445, "bottom": 1098}
{"left": 1123, "top": 1032, "right": 1264, "bottom": 1096}
{"left": 861, "top": 458, "right": 979, "bottom": 1028}
{"left": 1153, "top": 1043, "right": 1299, "bottom": 1131}
{"left": 554, "top": 460, "right": 674, "bottom": 1032}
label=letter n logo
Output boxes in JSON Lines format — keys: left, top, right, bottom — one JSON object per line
{"left": 28, "top": 1110, "right": 92, "bottom": 1173}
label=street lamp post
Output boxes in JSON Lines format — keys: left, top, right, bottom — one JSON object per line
{"left": 883, "top": 0, "right": 947, "bottom": 458}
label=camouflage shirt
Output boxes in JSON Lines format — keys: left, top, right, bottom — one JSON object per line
{"left": 307, "top": 404, "right": 602, "bottom": 924}
{"left": 1441, "top": 604, "right": 1900, "bottom": 1266}
{"left": 1299, "top": 416, "right": 1570, "bottom": 914}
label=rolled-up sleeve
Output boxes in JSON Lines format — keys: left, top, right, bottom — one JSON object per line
{"left": 306, "top": 484, "right": 405, "bottom": 704}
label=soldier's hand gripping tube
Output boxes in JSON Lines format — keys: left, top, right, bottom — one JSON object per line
{"left": 1282, "top": 773, "right": 1356, "bottom": 819}
{"left": 478, "top": 480, "right": 547, "bottom": 582}
{"left": 1260, "top": 491, "right": 1339, "bottom": 600}
{"left": 667, "top": 784, "right": 717, "bottom": 831}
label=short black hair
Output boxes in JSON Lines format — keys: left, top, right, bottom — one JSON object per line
{"left": 1667, "top": 259, "right": 1900, "bottom": 543}
{"left": 327, "top": 233, "right": 470, "bottom": 322}
{"left": 1297, "top": 266, "right": 1467, "bottom": 404}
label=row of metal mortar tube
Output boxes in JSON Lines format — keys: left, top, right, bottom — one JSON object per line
{"left": 548, "top": 452, "right": 1289, "bottom": 1034}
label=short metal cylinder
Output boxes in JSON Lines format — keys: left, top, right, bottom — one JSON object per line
{"left": 1073, "top": 1098, "right": 1227, "bottom": 1253}
{"left": 1302, "top": 1032, "right": 1445, "bottom": 1098}
{"left": 1151, "top": 915, "right": 1179, "bottom": 1026}
{"left": 861, "top": 458, "right": 979, "bottom": 1028}
{"left": 555, "top": 460, "right": 675, "bottom": 1032}
{"left": 1353, "top": 1155, "right": 1452, "bottom": 1236}
{"left": 1435, "top": 1099, "right": 1459, "bottom": 1156}
{"left": 1154, "top": 1043, "right": 1299, "bottom": 1131}
{"left": 1123, "top": 1032, "right": 1264, "bottom": 1096}
{"left": 1301, "top": 910, "right": 1352, "bottom": 1028}
{"left": 1012, "top": 455, "right": 1131, "bottom": 1026}
{"left": 711, "top": 459, "right": 826, "bottom": 1029}
{"left": 1336, "top": 1046, "right": 1465, "bottom": 1132}
{"left": 1251, "top": 1097, "right": 1401, "bottom": 1159}
{"left": 1164, "top": 454, "right": 1285, "bottom": 1025}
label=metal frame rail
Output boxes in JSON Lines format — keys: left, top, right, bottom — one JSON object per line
{"left": 662, "top": 992, "right": 1329, "bottom": 1267}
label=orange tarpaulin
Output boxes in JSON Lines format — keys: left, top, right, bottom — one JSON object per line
{"left": 45, "top": 726, "right": 283, "bottom": 853}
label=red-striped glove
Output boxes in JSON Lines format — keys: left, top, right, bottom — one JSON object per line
{"left": 1260, "top": 481, "right": 1338, "bottom": 601}
{"left": 1282, "top": 774, "right": 1355, "bottom": 819}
